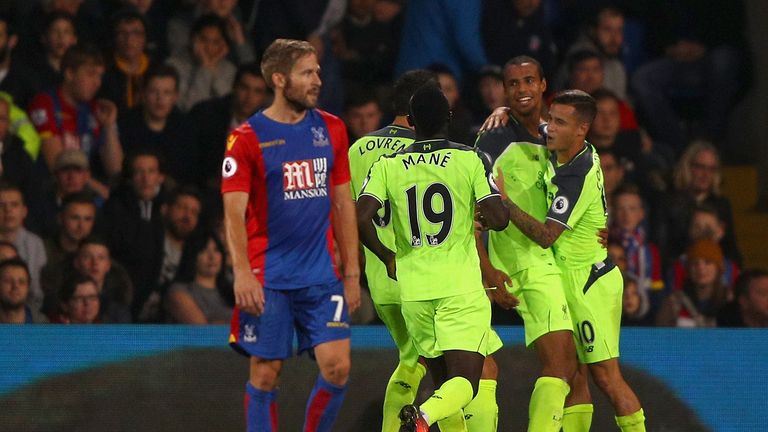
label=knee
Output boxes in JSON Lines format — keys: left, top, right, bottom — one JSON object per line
{"left": 250, "top": 363, "right": 281, "bottom": 390}
{"left": 319, "top": 354, "right": 351, "bottom": 386}
{"left": 590, "top": 368, "right": 618, "bottom": 394}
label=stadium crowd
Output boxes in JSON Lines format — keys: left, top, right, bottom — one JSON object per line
{"left": 0, "top": 0, "right": 766, "bottom": 329}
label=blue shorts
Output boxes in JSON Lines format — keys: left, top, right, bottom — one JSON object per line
{"left": 229, "top": 281, "right": 350, "bottom": 359}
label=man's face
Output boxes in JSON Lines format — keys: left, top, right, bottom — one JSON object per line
{"left": 131, "top": 155, "right": 164, "bottom": 201}
{"left": 67, "top": 63, "right": 105, "bottom": 103}
{"left": 115, "top": 19, "right": 146, "bottom": 61}
{"left": 55, "top": 167, "right": 89, "bottom": 195}
{"left": 0, "top": 266, "right": 29, "bottom": 310}
{"left": 44, "top": 17, "right": 77, "bottom": 59}
{"left": 503, "top": 63, "right": 546, "bottom": 118}
{"left": 689, "top": 258, "right": 719, "bottom": 286}
{"left": 346, "top": 101, "right": 382, "bottom": 140}
{"left": 166, "top": 195, "right": 201, "bottom": 240}
{"left": 689, "top": 149, "right": 719, "bottom": 195}
{"left": 0, "top": 190, "right": 26, "bottom": 233}
{"left": 436, "top": 73, "right": 459, "bottom": 109}
{"left": 143, "top": 76, "right": 178, "bottom": 121}
{"left": 545, "top": 103, "right": 587, "bottom": 153}
{"left": 75, "top": 244, "right": 111, "bottom": 284}
{"left": 613, "top": 192, "right": 644, "bottom": 231}
{"left": 233, "top": 73, "right": 267, "bottom": 118}
{"left": 570, "top": 58, "right": 604, "bottom": 94}
{"left": 64, "top": 281, "right": 100, "bottom": 323}
{"left": 743, "top": 277, "right": 768, "bottom": 322}
{"left": 479, "top": 76, "right": 505, "bottom": 111}
{"left": 591, "top": 97, "right": 620, "bottom": 141}
{"left": 60, "top": 202, "right": 96, "bottom": 243}
{"left": 193, "top": 26, "right": 228, "bottom": 64}
{"left": 600, "top": 153, "right": 624, "bottom": 195}
{"left": 282, "top": 53, "right": 322, "bottom": 110}
{"left": 689, "top": 211, "right": 724, "bottom": 242}
{"left": 595, "top": 13, "right": 624, "bottom": 57}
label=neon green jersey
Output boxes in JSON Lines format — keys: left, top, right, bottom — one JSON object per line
{"left": 349, "top": 125, "right": 415, "bottom": 304}
{"left": 360, "top": 139, "right": 498, "bottom": 301}
{"left": 545, "top": 143, "right": 608, "bottom": 268}
{"left": 475, "top": 117, "right": 556, "bottom": 275}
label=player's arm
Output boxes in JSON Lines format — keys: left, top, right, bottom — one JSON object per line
{"left": 495, "top": 167, "right": 566, "bottom": 248}
{"left": 357, "top": 195, "right": 396, "bottom": 279}
{"left": 474, "top": 231, "right": 518, "bottom": 309}
{"left": 331, "top": 182, "right": 361, "bottom": 313}
{"left": 476, "top": 195, "right": 509, "bottom": 231}
{"left": 223, "top": 191, "right": 264, "bottom": 315}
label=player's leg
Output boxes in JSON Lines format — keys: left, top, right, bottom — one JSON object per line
{"left": 588, "top": 359, "right": 644, "bottom": 431}
{"left": 294, "top": 282, "right": 352, "bottom": 432}
{"left": 229, "top": 289, "right": 295, "bottom": 432}
{"left": 375, "top": 303, "right": 427, "bottom": 432}
{"left": 462, "top": 348, "right": 500, "bottom": 431}
{"left": 562, "top": 363, "right": 593, "bottom": 432}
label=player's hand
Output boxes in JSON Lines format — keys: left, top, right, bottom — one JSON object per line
{"left": 479, "top": 106, "right": 510, "bottom": 132}
{"left": 485, "top": 268, "right": 518, "bottom": 309}
{"left": 597, "top": 227, "right": 608, "bottom": 248}
{"left": 343, "top": 274, "right": 361, "bottom": 315}
{"left": 234, "top": 270, "right": 265, "bottom": 315}
{"left": 94, "top": 99, "right": 118, "bottom": 127}
{"left": 383, "top": 251, "right": 397, "bottom": 281}
{"left": 475, "top": 208, "right": 490, "bottom": 231}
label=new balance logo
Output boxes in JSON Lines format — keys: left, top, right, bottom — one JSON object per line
{"left": 395, "top": 381, "right": 412, "bottom": 390}
{"left": 283, "top": 158, "right": 329, "bottom": 200}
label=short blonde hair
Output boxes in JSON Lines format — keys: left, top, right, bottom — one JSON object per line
{"left": 260, "top": 39, "right": 316, "bottom": 89}
{"left": 673, "top": 140, "right": 722, "bottom": 195}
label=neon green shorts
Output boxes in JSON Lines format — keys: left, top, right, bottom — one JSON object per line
{"left": 561, "top": 262, "right": 623, "bottom": 364}
{"left": 401, "top": 289, "right": 503, "bottom": 359}
{"left": 508, "top": 264, "right": 573, "bottom": 347}
{"left": 374, "top": 302, "right": 419, "bottom": 365}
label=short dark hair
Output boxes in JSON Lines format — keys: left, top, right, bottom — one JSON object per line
{"left": 126, "top": 148, "right": 164, "bottom": 176}
{"left": 344, "top": 90, "right": 380, "bottom": 113}
{"left": 145, "top": 64, "right": 180, "bottom": 91}
{"left": 392, "top": 69, "right": 437, "bottom": 116}
{"left": 426, "top": 63, "right": 456, "bottom": 78}
{"left": 191, "top": 14, "right": 231, "bottom": 48}
{"left": 590, "top": 87, "right": 620, "bottom": 104}
{"left": 691, "top": 203, "right": 721, "bottom": 220}
{"left": 167, "top": 185, "right": 202, "bottom": 207}
{"left": 568, "top": 49, "right": 602, "bottom": 73}
{"left": 61, "top": 191, "right": 97, "bottom": 212}
{"left": 612, "top": 182, "right": 642, "bottom": 200}
{"left": 0, "top": 257, "right": 30, "bottom": 280}
{"left": 0, "top": 181, "right": 25, "bottom": 204}
{"left": 111, "top": 7, "right": 147, "bottom": 38}
{"left": 593, "top": 5, "right": 624, "bottom": 28}
{"left": 78, "top": 236, "right": 110, "bottom": 254}
{"left": 43, "top": 11, "right": 76, "bottom": 37}
{"left": 409, "top": 82, "right": 450, "bottom": 137}
{"left": 734, "top": 269, "right": 768, "bottom": 299}
{"left": 234, "top": 62, "right": 263, "bottom": 87}
{"left": 60, "top": 273, "right": 98, "bottom": 303}
{"left": 551, "top": 89, "right": 597, "bottom": 124}
{"left": 504, "top": 55, "right": 544, "bottom": 80}
{"left": 62, "top": 43, "right": 104, "bottom": 73}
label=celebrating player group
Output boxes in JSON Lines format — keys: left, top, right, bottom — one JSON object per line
{"left": 222, "top": 38, "right": 646, "bottom": 432}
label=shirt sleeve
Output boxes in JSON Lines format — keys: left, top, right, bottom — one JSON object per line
{"left": 220, "top": 123, "right": 260, "bottom": 194}
{"left": 359, "top": 157, "right": 388, "bottom": 206}
{"left": 473, "top": 149, "right": 500, "bottom": 203}
{"left": 27, "top": 94, "right": 58, "bottom": 139}
{"left": 322, "top": 112, "right": 352, "bottom": 186}
{"left": 546, "top": 170, "right": 587, "bottom": 229}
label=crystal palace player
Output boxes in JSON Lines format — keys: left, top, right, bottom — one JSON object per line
{"left": 221, "top": 39, "right": 360, "bottom": 432}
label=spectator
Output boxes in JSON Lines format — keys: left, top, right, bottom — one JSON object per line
{"left": 558, "top": 6, "right": 628, "bottom": 99}
{"left": 429, "top": 64, "right": 474, "bottom": 144}
{"left": 471, "top": 65, "right": 506, "bottom": 125}
{"left": 0, "top": 183, "right": 46, "bottom": 312}
{"left": 395, "top": 0, "right": 487, "bottom": 83}
{"left": 0, "top": 240, "right": 17, "bottom": 260}
{"left": 42, "top": 192, "right": 96, "bottom": 268}
{"left": 481, "top": 0, "right": 557, "bottom": 76}
{"left": 598, "top": 149, "right": 625, "bottom": 219}
{"left": 26, "top": 149, "right": 105, "bottom": 239}
{"left": 165, "top": 231, "right": 232, "bottom": 324}
{"left": 103, "top": 150, "right": 165, "bottom": 321}
{"left": 166, "top": 14, "right": 236, "bottom": 112}
{"left": 343, "top": 92, "right": 382, "bottom": 143}
{"left": 28, "top": 43, "right": 124, "bottom": 185}
{"left": 52, "top": 273, "right": 101, "bottom": 324}
{"left": 26, "top": 12, "right": 78, "bottom": 93}
{"left": 607, "top": 240, "right": 627, "bottom": 274}
{"left": 118, "top": 65, "right": 196, "bottom": 185}
{"left": 167, "top": 0, "right": 255, "bottom": 66}
{"left": 621, "top": 274, "right": 650, "bottom": 326}
{"left": 0, "top": 257, "right": 48, "bottom": 323}
{"left": 656, "top": 239, "right": 730, "bottom": 327}
{"left": 717, "top": 269, "right": 768, "bottom": 328}
{"left": 0, "top": 14, "right": 37, "bottom": 109}
{"left": 100, "top": 9, "right": 153, "bottom": 115}
{"left": 110, "top": 0, "right": 172, "bottom": 60}
{"left": 189, "top": 63, "right": 268, "bottom": 189}
{"left": 329, "top": 0, "right": 400, "bottom": 90}
{"left": 0, "top": 98, "right": 36, "bottom": 202}
{"left": 70, "top": 237, "right": 132, "bottom": 323}
{"left": 653, "top": 141, "right": 739, "bottom": 265}
{"left": 609, "top": 185, "right": 665, "bottom": 314}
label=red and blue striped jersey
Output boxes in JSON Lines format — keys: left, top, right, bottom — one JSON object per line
{"left": 221, "top": 109, "right": 351, "bottom": 289}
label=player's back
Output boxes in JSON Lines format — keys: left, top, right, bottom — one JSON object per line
{"left": 349, "top": 125, "right": 415, "bottom": 304}
{"left": 546, "top": 143, "right": 608, "bottom": 268}
{"left": 365, "top": 139, "right": 495, "bottom": 301}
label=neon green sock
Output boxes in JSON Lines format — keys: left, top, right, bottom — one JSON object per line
{"left": 527, "top": 377, "right": 570, "bottom": 432}
{"left": 420, "top": 377, "right": 474, "bottom": 426}
{"left": 436, "top": 411, "right": 467, "bottom": 432}
{"left": 382, "top": 362, "right": 426, "bottom": 432}
{"left": 562, "top": 404, "right": 593, "bottom": 432}
{"left": 616, "top": 409, "right": 646, "bottom": 432}
{"left": 464, "top": 379, "right": 498, "bottom": 432}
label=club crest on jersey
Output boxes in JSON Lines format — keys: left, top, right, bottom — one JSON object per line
{"left": 222, "top": 156, "right": 238, "bottom": 178}
{"left": 283, "top": 158, "right": 329, "bottom": 200}
{"left": 311, "top": 126, "right": 330, "bottom": 147}
{"left": 552, "top": 196, "right": 569, "bottom": 214}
